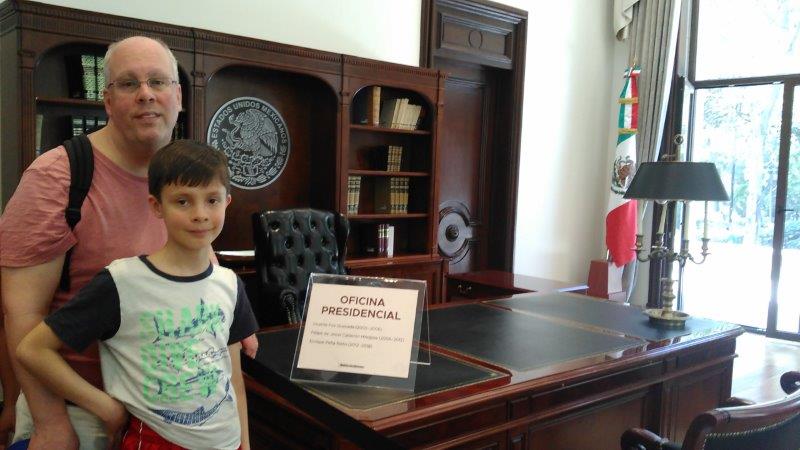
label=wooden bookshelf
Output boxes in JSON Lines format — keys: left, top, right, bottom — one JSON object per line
{"left": 36, "top": 96, "right": 104, "bottom": 107}
{"left": 350, "top": 124, "right": 431, "bottom": 135}
{"left": 1, "top": 1, "right": 447, "bottom": 305}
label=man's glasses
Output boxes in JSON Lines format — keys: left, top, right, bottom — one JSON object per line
{"left": 106, "top": 77, "right": 177, "bottom": 93}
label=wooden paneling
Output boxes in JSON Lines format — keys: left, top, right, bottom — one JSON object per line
{"left": 666, "top": 365, "right": 731, "bottom": 442}
{"left": 421, "top": 0, "right": 527, "bottom": 273}
{"left": 529, "top": 392, "right": 648, "bottom": 450}
{"left": 347, "top": 256, "right": 446, "bottom": 305}
{"left": 205, "top": 66, "right": 338, "bottom": 250}
{"left": 1, "top": 0, "right": 445, "bottom": 287}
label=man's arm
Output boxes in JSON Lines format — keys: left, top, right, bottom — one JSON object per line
{"left": 1, "top": 257, "right": 79, "bottom": 450}
{"left": 16, "top": 322, "right": 127, "bottom": 441}
{"left": 229, "top": 343, "right": 250, "bottom": 450}
{"left": 0, "top": 305, "right": 20, "bottom": 449}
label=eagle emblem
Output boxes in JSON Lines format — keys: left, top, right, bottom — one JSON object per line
{"left": 611, "top": 155, "right": 634, "bottom": 195}
{"left": 207, "top": 97, "right": 290, "bottom": 189}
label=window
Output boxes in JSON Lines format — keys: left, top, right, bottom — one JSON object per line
{"left": 681, "top": 0, "right": 800, "bottom": 336}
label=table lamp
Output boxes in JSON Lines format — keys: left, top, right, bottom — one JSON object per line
{"left": 623, "top": 161, "right": 729, "bottom": 327}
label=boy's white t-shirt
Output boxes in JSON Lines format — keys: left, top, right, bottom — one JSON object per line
{"left": 45, "top": 256, "right": 258, "bottom": 450}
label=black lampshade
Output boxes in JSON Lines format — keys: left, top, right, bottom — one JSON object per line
{"left": 623, "top": 162, "right": 729, "bottom": 201}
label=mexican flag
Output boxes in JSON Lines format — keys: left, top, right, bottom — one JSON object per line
{"left": 606, "top": 66, "right": 640, "bottom": 267}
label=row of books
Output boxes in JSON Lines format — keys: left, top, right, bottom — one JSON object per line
{"left": 346, "top": 176, "right": 412, "bottom": 215}
{"left": 379, "top": 98, "right": 423, "bottom": 130}
{"left": 373, "top": 145, "right": 403, "bottom": 172}
{"left": 347, "top": 176, "right": 362, "bottom": 214}
{"left": 70, "top": 115, "right": 107, "bottom": 137}
{"left": 376, "top": 223, "right": 395, "bottom": 257}
{"left": 359, "top": 86, "right": 424, "bottom": 130}
{"left": 66, "top": 54, "right": 105, "bottom": 101}
{"left": 374, "top": 177, "right": 410, "bottom": 214}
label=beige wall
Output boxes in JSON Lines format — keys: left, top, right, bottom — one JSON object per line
{"left": 504, "top": 0, "right": 623, "bottom": 287}
{"left": 7, "top": 0, "right": 623, "bottom": 292}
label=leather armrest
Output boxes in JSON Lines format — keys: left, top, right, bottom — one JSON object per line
{"left": 620, "top": 428, "right": 678, "bottom": 450}
{"left": 781, "top": 371, "right": 800, "bottom": 394}
{"left": 261, "top": 283, "right": 300, "bottom": 325}
{"left": 278, "top": 286, "right": 301, "bottom": 324}
{"left": 721, "top": 396, "right": 756, "bottom": 407}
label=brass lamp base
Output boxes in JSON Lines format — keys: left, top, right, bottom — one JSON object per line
{"left": 644, "top": 308, "right": 689, "bottom": 328}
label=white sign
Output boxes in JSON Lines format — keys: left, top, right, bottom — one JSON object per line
{"left": 296, "top": 283, "right": 419, "bottom": 378}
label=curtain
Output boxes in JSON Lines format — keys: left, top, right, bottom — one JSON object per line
{"left": 613, "top": 0, "right": 683, "bottom": 303}
{"left": 627, "top": 0, "right": 683, "bottom": 164}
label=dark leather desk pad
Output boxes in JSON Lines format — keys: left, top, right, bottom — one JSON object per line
{"left": 427, "top": 303, "right": 642, "bottom": 372}
{"left": 490, "top": 293, "right": 729, "bottom": 341}
{"left": 253, "top": 328, "right": 504, "bottom": 410}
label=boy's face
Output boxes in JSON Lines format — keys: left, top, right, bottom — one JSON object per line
{"left": 149, "top": 179, "right": 231, "bottom": 253}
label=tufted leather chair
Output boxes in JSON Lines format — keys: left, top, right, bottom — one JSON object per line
{"left": 621, "top": 370, "right": 800, "bottom": 450}
{"left": 252, "top": 209, "right": 349, "bottom": 326}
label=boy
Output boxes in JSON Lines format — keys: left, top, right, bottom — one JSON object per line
{"left": 16, "top": 140, "right": 258, "bottom": 450}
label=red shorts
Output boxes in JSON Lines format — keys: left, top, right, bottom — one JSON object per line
{"left": 121, "top": 416, "right": 242, "bottom": 450}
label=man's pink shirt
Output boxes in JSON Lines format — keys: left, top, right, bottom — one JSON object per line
{"left": 0, "top": 145, "right": 166, "bottom": 387}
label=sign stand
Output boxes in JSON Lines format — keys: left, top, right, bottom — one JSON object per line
{"left": 290, "top": 273, "right": 428, "bottom": 392}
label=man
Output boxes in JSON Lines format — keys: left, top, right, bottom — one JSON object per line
{"left": 1, "top": 36, "right": 182, "bottom": 449}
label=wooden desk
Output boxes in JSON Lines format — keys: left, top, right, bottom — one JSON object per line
{"left": 447, "top": 270, "right": 588, "bottom": 301}
{"left": 243, "top": 293, "right": 742, "bottom": 449}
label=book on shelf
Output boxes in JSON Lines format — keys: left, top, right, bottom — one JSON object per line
{"left": 65, "top": 54, "right": 102, "bottom": 100}
{"left": 377, "top": 223, "right": 386, "bottom": 256}
{"left": 69, "top": 115, "right": 108, "bottom": 137}
{"left": 347, "top": 175, "right": 362, "bottom": 214}
{"left": 398, "top": 104, "right": 423, "bottom": 130}
{"left": 71, "top": 115, "right": 84, "bottom": 137}
{"left": 377, "top": 97, "right": 424, "bottom": 130}
{"left": 81, "top": 55, "right": 97, "bottom": 100}
{"left": 391, "top": 98, "right": 408, "bottom": 129}
{"left": 368, "top": 86, "right": 381, "bottom": 126}
{"left": 385, "top": 224, "right": 395, "bottom": 257}
{"left": 96, "top": 56, "right": 105, "bottom": 100}
{"left": 379, "top": 98, "right": 398, "bottom": 128}
{"left": 401, "top": 177, "right": 409, "bottom": 213}
{"left": 375, "top": 223, "right": 395, "bottom": 257}
{"left": 375, "top": 176, "right": 409, "bottom": 214}
{"left": 372, "top": 145, "right": 403, "bottom": 172}
{"left": 84, "top": 116, "right": 97, "bottom": 132}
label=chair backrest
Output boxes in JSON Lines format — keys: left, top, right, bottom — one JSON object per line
{"left": 681, "top": 371, "right": 800, "bottom": 450}
{"left": 252, "top": 208, "right": 349, "bottom": 325}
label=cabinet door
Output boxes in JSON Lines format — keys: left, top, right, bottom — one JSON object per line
{"left": 348, "top": 258, "right": 444, "bottom": 304}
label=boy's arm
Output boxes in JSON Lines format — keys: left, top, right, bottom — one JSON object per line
{"left": 229, "top": 343, "right": 250, "bottom": 450}
{"left": 1, "top": 259, "right": 79, "bottom": 450}
{"left": 16, "top": 322, "right": 128, "bottom": 439}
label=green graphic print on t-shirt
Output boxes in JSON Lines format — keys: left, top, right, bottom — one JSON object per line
{"left": 138, "top": 298, "right": 233, "bottom": 425}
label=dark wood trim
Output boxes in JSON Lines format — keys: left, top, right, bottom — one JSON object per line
{"left": 244, "top": 299, "right": 743, "bottom": 448}
{"left": 767, "top": 81, "right": 796, "bottom": 336}
{"left": 420, "top": 0, "right": 527, "bottom": 273}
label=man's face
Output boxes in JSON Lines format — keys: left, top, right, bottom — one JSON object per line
{"left": 103, "top": 38, "right": 182, "bottom": 152}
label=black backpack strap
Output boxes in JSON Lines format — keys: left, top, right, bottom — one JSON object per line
{"left": 60, "top": 134, "right": 94, "bottom": 292}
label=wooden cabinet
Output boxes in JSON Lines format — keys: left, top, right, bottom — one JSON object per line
{"left": 0, "top": 1, "right": 196, "bottom": 204}
{"left": 340, "top": 59, "right": 445, "bottom": 294}
{"left": 446, "top": 270, "right": 588, "bottom": 302}
{"left": 1, "top": 1, "right": 446, "bottom": 294}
